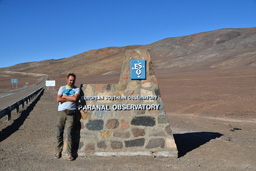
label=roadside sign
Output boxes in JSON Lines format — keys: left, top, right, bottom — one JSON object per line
{"left": 46, "top": 80, "right": 55, "bottom": 90}
{"left": 11, "top": 78, "right": 18, "bottom": 88}
{"left": 46, "top": 80, "right": 56, "bottom": 87}
{"left": 11, "top": 78, "right": 18, "bottom": 83}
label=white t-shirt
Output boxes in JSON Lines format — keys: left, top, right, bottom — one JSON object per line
{"left": 58, "top": 85, "right": 80, "bottom": 111}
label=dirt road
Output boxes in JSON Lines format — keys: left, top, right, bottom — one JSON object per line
{"left": 0, "top": 89, "right": 255, "bottom": 171}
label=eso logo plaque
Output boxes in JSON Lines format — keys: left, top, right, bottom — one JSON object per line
{"left": 131, "top": 60, "right": 146, "bottom": 80}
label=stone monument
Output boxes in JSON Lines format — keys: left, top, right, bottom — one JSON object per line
{"left": 77, "top": 49, "right": 177, "bottom": 157}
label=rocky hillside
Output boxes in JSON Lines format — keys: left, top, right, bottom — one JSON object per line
{"left": 1, "top": 27, "right": 255, "bottom": 82}
{"left": 0, "top": 45, "right": 141, "bottom": 78}
{"left": 148, "top": 27, "right": 256, "bottom": 73}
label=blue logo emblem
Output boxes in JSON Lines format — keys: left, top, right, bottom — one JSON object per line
{"left": 63, "top": 89, "right": 75, "bottom": 96}
{"left": 130, "top": 60, "right": 146, "bottom": 80}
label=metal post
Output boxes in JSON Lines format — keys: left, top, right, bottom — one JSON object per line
{"left": 16, "top": 103, "right": 19, "bottom": 113}
{"left": 22, "top": 99, "right": 24, "bottom": 108}
{"left": 7, "top": 107, "right": 11, "bottom": 121}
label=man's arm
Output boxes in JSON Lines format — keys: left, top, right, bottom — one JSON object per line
{"left": 57, "top": 93, "right": 79, "bottom": 103}
{"left": 62, "top": 93, "right": 79, "bottom": 102}
{"left": 57, "top": 94, "right": 67, "bottom": 103}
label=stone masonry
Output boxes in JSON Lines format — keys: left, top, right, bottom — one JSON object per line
{"left": 76, "top": 49, "right": 177, "bottom": 157}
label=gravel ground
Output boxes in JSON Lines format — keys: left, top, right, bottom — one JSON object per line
{"left": 0, "top": 89, "right": 256, "bottom": 171}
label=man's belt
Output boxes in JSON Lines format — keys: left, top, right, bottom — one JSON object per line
{"left": 64, "top": 109, "right": 76, "bottom": 115}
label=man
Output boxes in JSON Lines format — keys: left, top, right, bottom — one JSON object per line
{"left": 55, "top": 73, "right": 80, "bottom": 161}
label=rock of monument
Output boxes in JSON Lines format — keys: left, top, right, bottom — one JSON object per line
{"left": 69, "top": 49, "right": 177, "bottom": 157}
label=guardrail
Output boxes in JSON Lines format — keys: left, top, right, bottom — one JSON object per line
{"left": 0, "top": 87, "right": 44, "bottom": 121}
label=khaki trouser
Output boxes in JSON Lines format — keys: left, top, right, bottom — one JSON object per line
{"left": 55, "top": 110, "right": 75, "bottom": 155}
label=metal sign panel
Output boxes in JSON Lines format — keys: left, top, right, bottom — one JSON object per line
{"left": 130, "top": 60, "right": 146, "bottom": 80}
{"left": 46, "top": 80, "right": 56, "bottom": 87}
{"left": 11, "top": 78, "right": 18, "bottom": 83}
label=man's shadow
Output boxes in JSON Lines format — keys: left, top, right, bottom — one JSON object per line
{"left": 72, "top": 111, "right": 81, "bottom": 159}
{"left": 0, "top": 89, "right": 44, "bottom": 142}
{"left": 173, "top": 132, "right": 222, "bottom": 158}
{"left": 72, "top": 86, "right": 85, "bottom": 158}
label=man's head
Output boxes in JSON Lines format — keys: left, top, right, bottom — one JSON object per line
{"left": 66, "top": 73, "right": 76, "bottom": 87}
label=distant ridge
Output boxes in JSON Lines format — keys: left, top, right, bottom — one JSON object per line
{"left": 1, "top": 27, "right": 255, "bottom": 79}
{"left": 148, "top": 27, "right": 256, "bottom": 73}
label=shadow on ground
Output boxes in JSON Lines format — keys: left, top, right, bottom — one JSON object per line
{"left": 174, "top": 132, "right": 222, "bottom": 158}
{"left": 0, "top": 90, "right": 44, "bottom": 142}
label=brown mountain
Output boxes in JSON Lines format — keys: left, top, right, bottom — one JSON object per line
{"left": 1, "top": 27, "right": 255, "bottom": 80}
{"left": 148, "top": 27, "right": 256, "bottom": 73}
{"left": 0, "top": 27, "right": 255, "bottom": 118}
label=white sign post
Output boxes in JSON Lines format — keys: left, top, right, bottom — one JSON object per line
{"left": 46, "top": 80, "right": 56, "bottom": 90}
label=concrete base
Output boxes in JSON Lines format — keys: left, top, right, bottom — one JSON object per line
{"left": 78, "top": 151, "right": 177, "bottom": 157}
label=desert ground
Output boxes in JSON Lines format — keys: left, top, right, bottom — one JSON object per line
{"left": 0, "top": 66, "right": 255, "bottom": 171}
{"left": 0, "top": 71, "right": 44, "bottom": 92}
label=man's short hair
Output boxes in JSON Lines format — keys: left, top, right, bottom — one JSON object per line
{"left": 67, "top": 73, "right": 76, "bottom": 80}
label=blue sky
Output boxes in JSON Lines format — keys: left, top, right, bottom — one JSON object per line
{"left": 0, "top": 0, "right": 255, "bottom": 68}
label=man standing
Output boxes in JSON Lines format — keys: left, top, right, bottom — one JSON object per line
{"left": 55, "top": 73, "right": 80, "bottom": 161}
